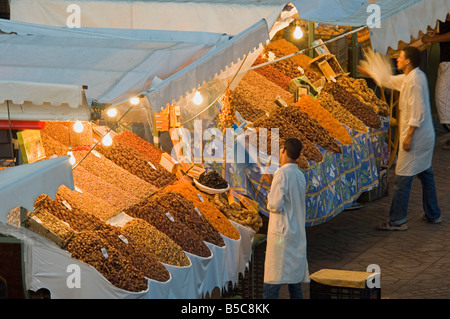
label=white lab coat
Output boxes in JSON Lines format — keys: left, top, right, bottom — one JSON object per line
{"left": 264, "top": 163, "right": 309, "bottom": 284}
{"left": 380, "top": 68, "right": 435, "bottom": 176}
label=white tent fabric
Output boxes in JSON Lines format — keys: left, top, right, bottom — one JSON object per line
{"left": 10, "top": 0, "right": 450, "bottom": 54}
{"left": 0, "top": 18, "right": 270, "bottom": 112}
{"left": 0, "top": 156, "right": 75, "bottom": 225}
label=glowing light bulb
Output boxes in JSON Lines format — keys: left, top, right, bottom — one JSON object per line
{"left": 73, "top": 120, "right": 84, "bottom": 133}
{"left": 107, "top": 108, "right": 117, "bottom": 117}
{"left": 102, "top": 132, "right": 113, "bottom": 146}
{"left": 193, "top": 90, "right": 203, "bottom": 105}
{"left": 130, "top": 97, "right": 140, "bottom": 105}
{"left": 293, "top": 26, "right": 303, "bottom": 39}
{"left": 67, "top": 151, "right": 76, "bottom": 165}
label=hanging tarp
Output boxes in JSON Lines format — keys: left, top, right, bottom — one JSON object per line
{"left": 0, "top": 156, "right": 75, "bottom": 225}
{"left": 10, "top": 0, "right": 450, "bottom": 53}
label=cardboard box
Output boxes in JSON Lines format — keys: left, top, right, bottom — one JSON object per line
{"left": 236, "top": 194, "right": 259, "bottom": 213}
{"left": 159, "top": 152, "right": 178, "bottom": 174}
{"left": 187, "top": 165, "right": 206, "bottom": 179}
{"left": 228, "top": 189, "right": 241, "bottom": 209}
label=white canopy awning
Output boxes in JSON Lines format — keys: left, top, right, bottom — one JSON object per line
{"left": 0, "top": 156, "right": 75, "bottom": 225}
{"left": 10, "top": 0, "right": 450, "bottom": 54}
{"left": 0, "top": 18, "right": 271, "bottom": 114}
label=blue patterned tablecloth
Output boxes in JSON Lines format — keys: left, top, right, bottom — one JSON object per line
{"left": 202, "top": 116, "right": 390, "bottom": 227}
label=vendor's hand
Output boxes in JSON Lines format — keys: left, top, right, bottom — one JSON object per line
{"left": 402, "top": 135, "right": 413, "bottom": 152}
{"left": 422, "top": 34, "right": 434, "bottom": 44}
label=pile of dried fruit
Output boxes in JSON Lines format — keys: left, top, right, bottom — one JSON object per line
{"left": 322, "top": 82, "right": 382, "bottom": 129}
{"left": 95, "top": 224, "right": 170, "bottom": 282}
{"left": 43, "top": 121, "right": 93, "bottom": 147}
{"left": 164, "top": 180, "right": 241, "bottom": 240}
{"left": 230, "top": 89, "right": 266, "bottom": 123}
{"left": 73, "top": 150, "right": 157, "bottom": 200}
{"left": 151, "top": 190, "right": 225, "bottom": 247}
{"left": 57, "top": 185, "right": 120, "bottom": 222}
{"left": 66, "top": 231, "right": 149, "bottom": 292}
{"left": 41, "top": 132, "right": 68, "bottom": 158}
{"left": 205, "top": 193, "right": 263, "bottom": 233}
{"left": 27, "top": 209, "right": 74, "bottom": 242}
{"left": 72, "top": 166, "right": 139, "bottom": 211}
{"left": 124, "top": 198, "right": 212, "bottom": 257}
{"left": 316, "top": 91, "right": 368, "bottom": 133}
{"left": 336, "top": 75, "right": 390, "bottom": 116}
{"left": 253, "top": 116, "right": 323, "bottom": 163}
{"left": 114, "top": 131, "right": 166, "bottom": 167}
{"left": 218, "top": 87, "right": 236, "bottom": 130}
{"left": 121, "top": 218, "right": 190, "bottom": 267}
{"left": 35, "top": 194, "right": 104, "bottom": 232}
{"left": 198, "top": 170, "right": 228, "bottom": 189}
{"left": 252, "top": 56, "right": 292, "bottom": 90}
{"left": 294, "top": 95, "right": 352, "bottom": 145}
{"left": 96, "top": 138, "right": 176, "bottom": 188}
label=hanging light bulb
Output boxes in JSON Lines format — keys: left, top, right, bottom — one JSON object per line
{"left": 67, "top": 150, "right": 76, "bottom": 165}
{"left": 106, "top": 108, "right": 117, "bottom": 117}
{"left": 193, "top": 90, "right": 203, "bottom": 105}
{"left": 293, "top": 25, "right": 303, "bottom": 39}
{"left": 102, "top": 132, "right": 113, "bottom": 146}
{"left": 73, "top": 120, "right": 84, "bottom": 133}
{"left": 130, "top": 97, "right": 140, "bottom": 105}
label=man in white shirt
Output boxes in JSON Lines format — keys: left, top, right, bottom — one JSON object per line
{"left": 263, "top": 138, "right": 309, "bottom": 298}
{"left": 360, "top": 46, "right": 442, "bottom": 230}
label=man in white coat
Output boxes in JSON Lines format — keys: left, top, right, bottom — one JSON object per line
{"left": 263, "top": 138, "right": 309, "bottom": 299}
{"left": 360, "top": 46, "right": 442, "bottom": 231}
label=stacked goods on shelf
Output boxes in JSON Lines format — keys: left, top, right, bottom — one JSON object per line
{"left": 95, "top": 224, "right": 171, "bottom": 282}
{"left": 230, "top": 70, "right": 293, "bottom": 122}
{"left": 294, "top": 95, "right": 353, "bottom": 145}
{"left": 321, "top": 82, "right": 382, "bottom": 129}
{"left": 114, "top": 131, "right": 165, "bottom": 166}
{"left": 317, "top": 92, "right": 369, "bottom": 133}
{"left": 124, "top": 198, "right": 212, "bottom": 258}
{"left": 151, "top": 190, "right": 226, "bottom": 247}
{"left": 336, "top": 75, "right": 390, "bottom": 116}
{"left": 204, "top": 192, "right": 263, "bottom": 233}
{"left": 72, "top": 166, "right": 140, "bottom": 211}
{"left": 96, "top": 137, "right": 176, "bottom": 188}
{"left": 73, "top": 150, "right": 157, "bottom": 201}
{"left": 121, "top": 218, "right": 191, "bottom": 267}
{"left": 252, "top": 56, "right": 292, "bottom": 91}
{"left": 66, "top": 231, "right": 149, "bottom": 292}
{"left": 164, "top": 180, "right": 241, "bottom": 240}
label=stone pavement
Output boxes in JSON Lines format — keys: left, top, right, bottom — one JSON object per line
{"left": 281, "top": 116, "right": 450, "bottom": 299}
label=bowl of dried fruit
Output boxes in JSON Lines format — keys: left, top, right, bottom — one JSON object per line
{"left": 194, "top": 171, "right": 230, "bottom": 194}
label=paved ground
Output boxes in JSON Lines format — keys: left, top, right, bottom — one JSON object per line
{"left": 280, "top": 117, "right": 450, "bottom": 299}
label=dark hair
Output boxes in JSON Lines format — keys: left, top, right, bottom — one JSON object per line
{"left": 402, "top": 46, "right": 421, "bottom": 68}
{"left": 284, "top": 138, "right": 303, "bottom": 160}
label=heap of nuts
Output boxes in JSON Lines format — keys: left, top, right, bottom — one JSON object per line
{"left": 66, "top": 231, "right": 149, "bottom": 292}
{"left": 205, "top": 193, "right": 263, "bottom": 233}
{"left": 114, "top": 131, "right": 165, "bottom": 165}
{"left": 96, "top": 138, "right": 176, "bottom": 188}
{"left": 73, "top": 150, "right": 157, "bottom": 200}
{"left": 35, "top": 194, "right": 104, "bottom": 232}
{"left": 151, "top": 190, "right": 225, "bottom": 247}
{"left": 124, "top": 198, "right": 212, "bottom": 258}
{"left": 164, "top": 180, "right": 241, "bottom": 240}
{"left": 121, "top": 218, "right": 190, "bottom": 267}
{"left": 317, "top": 91, "right": 368, "bottom": 133}
{"left": 336, "top": 75, "right": 390, "bottom": 116}
{"left": 95, "top": 224, "right": 170, "bottom": 282}
{"left": 252, "top": 56, "right": 292, "bottom": 91}
{"left": 253, "top": 115, "right": 324, "bottom": 163}
{"left": 26, "top": 209, "right": 74, "bottom": 242}
{"left": 322, "top": 82, "right": 382, "bottom": 129}
{"left": 294, "top": 95, "right": 353, "bottom": 145}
